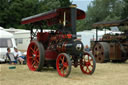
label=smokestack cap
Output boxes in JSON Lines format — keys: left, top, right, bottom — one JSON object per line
{"left": 70, "top": 4, "right": 77, "bottom": 8}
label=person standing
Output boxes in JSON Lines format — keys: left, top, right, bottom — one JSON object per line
{"left": 85, "top": 45, "right": 91, "bottom": 52}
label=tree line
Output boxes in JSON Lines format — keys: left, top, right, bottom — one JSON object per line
{"left": 0, "top": 0, "right": 127, "bottom": 31}
{"left": 0, "top": 0, "right": 71, "bottom": 29}
{"left": 77, "top": 0, "right": 128, "bottom": 31}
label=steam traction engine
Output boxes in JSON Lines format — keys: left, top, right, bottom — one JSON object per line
{"left": 21, "top": 6, "right": 96, "bottom": 77}
{"left": 91, "top": 19, "right": 128, "bottom": 63}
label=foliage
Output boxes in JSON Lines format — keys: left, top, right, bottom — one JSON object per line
{"left": 121, "top": 0, "right": 128, "bottom": 19}
{"left": 0, "top": 0, "right": 71, "bottom": 29}
{"left": 78, "top": 0, "right": 127, "bottom": 31}
{"left": 82, "top": 0, "right": 125, "bottom": 30}
{"left": 0, "top": 0, "right": 127, "bottom": 31}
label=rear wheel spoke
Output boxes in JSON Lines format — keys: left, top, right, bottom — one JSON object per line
{"left": 32, "top": 61, "right": 36, "bottom": 67}
{"left": 30, "top": 47, "right": 35, "bottom": 53}
{"left": 36, "top": 59, "right": 39, "bottom": 64}
{"left": 34, "top": 45, "right": 37, "bottom": 51}
{"left": 29, "top": 56, "right": 33, "bottom": 59}
{"left": 36, "top": 48, "right": 39, "bottom": 52}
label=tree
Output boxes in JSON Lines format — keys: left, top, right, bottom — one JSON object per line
{"left": 0, "top": 0, "right": 10, "bottom": 27}
{"left": 0, "top": 0, "right": 71, "bottom": 29}
{"left": 58, "top": 0, "right": 71, "bottom": 7}
{"left": 121, "top": 0, "right": 128, "bottom": 19}
{"left": 0, "top": 0, "right": 40, "bottom": 28}
{"left": 77, "top": 0, "right": 125, "bottom": 31}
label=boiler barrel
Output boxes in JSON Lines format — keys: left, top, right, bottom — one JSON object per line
{"left": 57, "top": 40, "right": 84, "bottom": 55}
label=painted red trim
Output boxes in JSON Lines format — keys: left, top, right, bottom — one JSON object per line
{"left": 21, "top": 13, "right": 57, "bottom": 24}
{"left": 21, "top": 7, "right": 86, "bottom": 25}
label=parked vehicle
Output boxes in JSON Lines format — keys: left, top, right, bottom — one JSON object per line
{"left": 91, "top": 18, "right": 128, "bottom": 63}
{"left": 0, "top": 28, "right": 16, "bottom": 62}
{"left": 21, "top": 5, "right": 96, "bottom": 77}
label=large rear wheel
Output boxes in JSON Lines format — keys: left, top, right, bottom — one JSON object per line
{"left": 27, "top": 41, "right": 45, "bottom": 71}
{"left": 56, "top": 53, "right": 71, "bottom": 77}
{"left": 80, "top": 51, "right": 96, "bottom": 74}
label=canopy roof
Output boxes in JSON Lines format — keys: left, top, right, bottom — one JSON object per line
{"left": 21, "top": 7, "right": 86, "bottom": 25}
{"left": 93, "top": 18, "right": 128, "bottom": 27}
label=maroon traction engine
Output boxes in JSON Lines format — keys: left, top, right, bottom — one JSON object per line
{"left": 21, "top": 6, "right": 96, "bottom": 77}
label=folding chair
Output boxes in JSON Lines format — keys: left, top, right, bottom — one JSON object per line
{"left": 6, "top": 53, "right": 17, "bottom": 64}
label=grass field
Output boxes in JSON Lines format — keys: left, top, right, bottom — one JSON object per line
{"left": 1, "top": 61, "right": 128, "bottom": 85}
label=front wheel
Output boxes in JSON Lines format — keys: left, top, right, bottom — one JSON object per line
{"left": 56, "top": 53, "right": 71, "bottom": 77}
{"left": 80, "top": 51, "right": 96, "bottom": 75}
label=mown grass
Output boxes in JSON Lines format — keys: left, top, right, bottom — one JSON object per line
{"left": 0, "top": 61, "right": 128, "bottom": 85}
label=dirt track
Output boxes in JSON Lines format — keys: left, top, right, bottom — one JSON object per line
{"left": 0, "top": 61, "right": 128, "bottom": 85}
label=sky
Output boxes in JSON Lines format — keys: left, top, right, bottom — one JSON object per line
{"left": 70, "top": 0, "right": 93, "bottom": 11}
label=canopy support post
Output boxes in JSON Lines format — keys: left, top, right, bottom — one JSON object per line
{"left": 96, "top": 27, "right": 98, "bottom": 41}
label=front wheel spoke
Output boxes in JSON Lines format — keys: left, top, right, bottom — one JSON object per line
{"left": 82, "top": 58, "right": 85, "bottom": 63}
{"left": 66, "top": 67, "right": 68, "bottom": 74}
{"left": 63, "top": 62, "right": 68, "bottom": 67}
{"left": 65, "top": 65, "right": 68, "bottom": 72}
{"left": 61, "top": 67, "right": 64, "bottom": 75}
{"left": 62, "top": 56, "right": 65, "bottom": 63}
{"left": 90, "top": 65, "right": 93, "bottom": 68}
{"left": 63, "top": 69, "right": 64, "bottom": 75}
{"left": 61, "top": 66, "right": 64, "bottom": 71}
{"left": 81, "top": 60, "right": 85, "bottom": 66}
{"left": 59, "top": 63, "right": 61, "bottom": 67}
{"left": 87, "top": 56, "right": 90, "bottom": 61}
{"left": 85, "top": 67, "right": 88, "bottom": 72}
{"left": 87, "top": 66, "right": 91, "bottom": 72}
{"left": 60, "top": 57, "right": 63, "bottom": 61}
{"left": 60, "top": 57, "right": 64, "bottom": 63}
{"left": 84, "top": 61, "right": 86, "bottom": 66}
{"left": 89, "top": 59, "right": 93, "bottom": 62}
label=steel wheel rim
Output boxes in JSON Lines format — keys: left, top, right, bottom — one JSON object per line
{"left": 27, "top": 42, "right": 40, "bottom": 71}
{"left": 93, "top": 43, "right": 105, "bottom": 63}
{"left": 56, "top": 54, "right": 70, "bottom": 77}
{"left": 80, "top": 53, "right": 94, "bottom": 74}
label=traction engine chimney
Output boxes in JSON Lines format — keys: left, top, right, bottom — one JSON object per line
{"left": 70, "top": 4, "right": 77, "bottom": 38}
